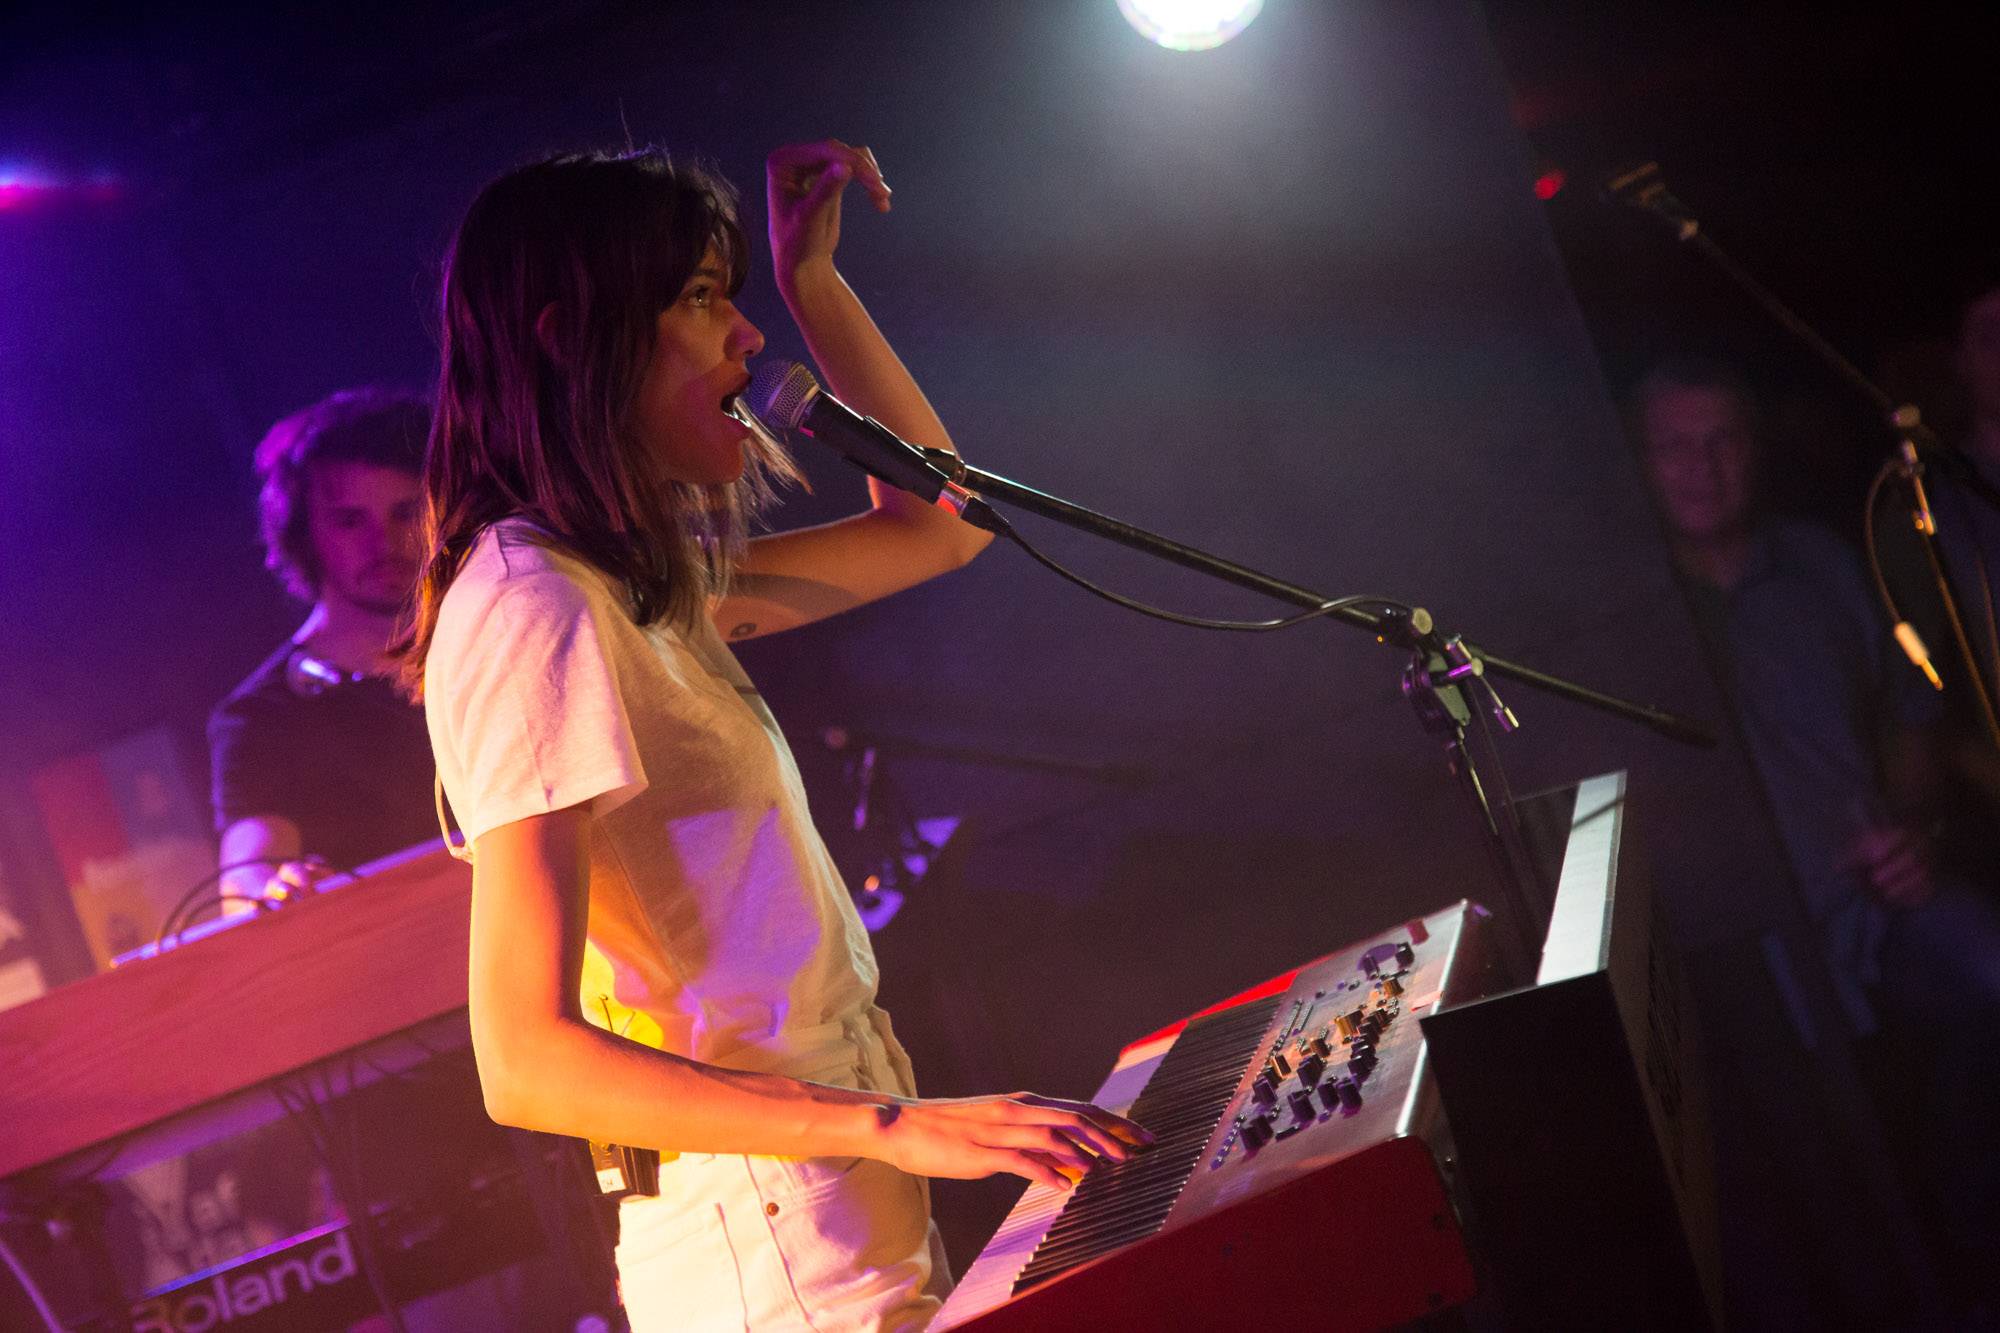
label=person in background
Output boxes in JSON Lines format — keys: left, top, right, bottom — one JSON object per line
{"left": 1634, "top": 355, "right": 2000, "bottom": 1302}
{"left": 201, "top": 388, "right": 616, "bottom": 1328}
{"left": 207, "top": 389, "right": 440, "bottom": 902}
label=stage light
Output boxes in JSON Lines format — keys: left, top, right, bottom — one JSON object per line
{"left": 1117, "top": 0, "right": 1263, "bottom": 51}
{"left": 0, "top": 164, "right": 54, "bottom": 211}
{"left": 0, "top": 163, "right": 122, "bottom": 212}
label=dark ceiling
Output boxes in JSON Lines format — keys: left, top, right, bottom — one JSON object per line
{"left": 1486, "top": 6, "right": 1989, "bottom": 345}
{"left": 1491, "top": 2, "right": 2000, "bottom": 521}
{"left": 4, "top": 0, "right": 1990, "bottom": 541}
{"left": 10, "top": 3, "right": 1990, "bottom": 348}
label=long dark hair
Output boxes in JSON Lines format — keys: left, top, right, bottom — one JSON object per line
{"left": 395, "top": 147, "right": 795, "bottom": 696}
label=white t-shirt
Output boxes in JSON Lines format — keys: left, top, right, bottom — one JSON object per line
{"left": 425, "top": 519, "right": 881, "bottom": 1082}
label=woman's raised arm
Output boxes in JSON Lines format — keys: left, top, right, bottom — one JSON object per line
{"left": 717, "top": 140, "right": 994, "bottom": 641}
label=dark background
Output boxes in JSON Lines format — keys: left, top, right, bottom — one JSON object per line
{"left": 1488, "top": 2, "right": 2000, "bottom": 523}
{"left": 3, "top": 1, "right": 1993, "bottom": 1318}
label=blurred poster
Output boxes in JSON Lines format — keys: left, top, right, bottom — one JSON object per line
{"left": 0, "top": 893, "right": 48, "bottom": 1012}
{"left": 29, "top": 726, "right": 214, "bottom": 968}
{"left": 109, "top": 1120, "right": 330, "bottom": 1296}
{"left": 20, "top": 729, "right": 326, "bottom": 1298}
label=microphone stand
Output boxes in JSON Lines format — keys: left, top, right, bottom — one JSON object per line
{"left": 926, "top": 448, "right": 1714, "bottom": 972}
{"left": 1604, "top": 162, "right": 2000, "bottom": 750}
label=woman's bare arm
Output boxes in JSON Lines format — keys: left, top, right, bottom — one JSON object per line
{"left": 468, "top": 805, "right": 1147, "bottom": 1187}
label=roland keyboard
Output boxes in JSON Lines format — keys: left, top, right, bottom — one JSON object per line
{"left": 934, "top": 900, "right": 1501, "bottom": 1332}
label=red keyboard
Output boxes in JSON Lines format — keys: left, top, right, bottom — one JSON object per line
{"left": 934, "top": 901, "right": 1497, "bottom": 1332}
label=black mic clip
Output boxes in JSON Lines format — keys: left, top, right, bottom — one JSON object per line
{"left": 1391, "top": 609, "right": 1520, "bottom": 739}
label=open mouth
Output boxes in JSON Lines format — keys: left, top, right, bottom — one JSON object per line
{"left": 720, "top": 372, "right": 753, "bottom": 417}
{"left": 723, "top": 394, "right": 783, "bottom": 452}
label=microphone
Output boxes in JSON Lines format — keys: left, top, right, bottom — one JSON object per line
{"left": 748, "top": 360, "right": 999, "bottom": 527}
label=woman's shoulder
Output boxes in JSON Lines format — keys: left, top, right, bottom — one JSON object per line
{"left": 437, "top": 520, "right": 628, "bottom": 645}
{"left": 453, "top": 519, "right": 615, "bottom": 600}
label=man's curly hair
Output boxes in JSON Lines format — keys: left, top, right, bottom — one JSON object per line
{"left": 255, "top": 388, "right": 430, "bottom": 602}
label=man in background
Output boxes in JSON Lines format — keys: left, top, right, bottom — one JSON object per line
{"left": 193, "top": 389, "right": 613, "bottom": 1328}
{"left": 142, "top": 388, "right": 437, "bottom": 1301}
{"left": 1635, "top": 356, "right": 2000, "bottom": 1302}
{"left": 208, "top": 387, "right": 440, "bottom": 895}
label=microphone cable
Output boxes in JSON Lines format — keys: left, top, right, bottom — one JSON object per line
{"left": 986, "top": 509, "right": 1413, "bottom": 633}
{"left": 1861, "top": 456, "right": 2000, "bottom": 751}
{"left": 153, "top": 857, "right": 359, "bottom": 952}
{"left": 751, "top": 359, "right": 1420, "bottom": 633}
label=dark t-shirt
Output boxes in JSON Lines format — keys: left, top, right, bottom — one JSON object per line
{"left": 1684, "top": 518, "right": 1941, "bottom": 1029}
{"left": 207, "top": 641, "right": 443, "bottom": 870}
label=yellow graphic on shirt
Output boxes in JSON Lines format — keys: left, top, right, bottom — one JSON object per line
{"left": 580, "top": 939, "right": 676, "bottom": 1172}
{"left": 580, "top": 939, "right": 665, "bottom": 1049}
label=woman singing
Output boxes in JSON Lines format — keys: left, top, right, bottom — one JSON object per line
{"left": 399, "top": 139, "right": 1146, "bottom": 1330}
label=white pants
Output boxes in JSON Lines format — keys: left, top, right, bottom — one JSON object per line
{"left": 615, "top": 1010, "right": 952, "bottom": 1331}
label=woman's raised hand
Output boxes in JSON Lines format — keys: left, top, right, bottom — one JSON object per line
{"left": 867, "top": 1092, "right": 1155, "bottom": 1192}
{"left": 767, "top": 139, "right": 892, "bottom": 291}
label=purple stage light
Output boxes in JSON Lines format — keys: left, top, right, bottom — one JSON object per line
{"left": 0, "top": 164, "right": 123, "bottom": 212}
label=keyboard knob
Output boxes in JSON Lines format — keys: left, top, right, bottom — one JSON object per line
{"left": 1297, "top": 1053, "right": 1327, "bottom": 1086}
{"left": 1288, "top": 1089, "right": 1317, "bottom": 1123}
{"left": 1241, "top": 1115, "right": 1276, "bottom": 1150}
{"left": 1332, "top": 1079, "right": 1363, "bottom": 1110}
{"left": 1251, "top": 1073, "right": 1279, "bottom": 1105}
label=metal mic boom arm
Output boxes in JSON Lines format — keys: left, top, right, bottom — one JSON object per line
{"left": 920, "top": 446, "right": 1713, "bottom": 749}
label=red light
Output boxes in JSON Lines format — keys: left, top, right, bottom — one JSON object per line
{"left": 1533, "top": 168, "right": 1566, "bottom": 201}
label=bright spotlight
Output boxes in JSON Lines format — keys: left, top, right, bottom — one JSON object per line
{"left": 1117, "top": 0, "right": 1264, "bottom": 51}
